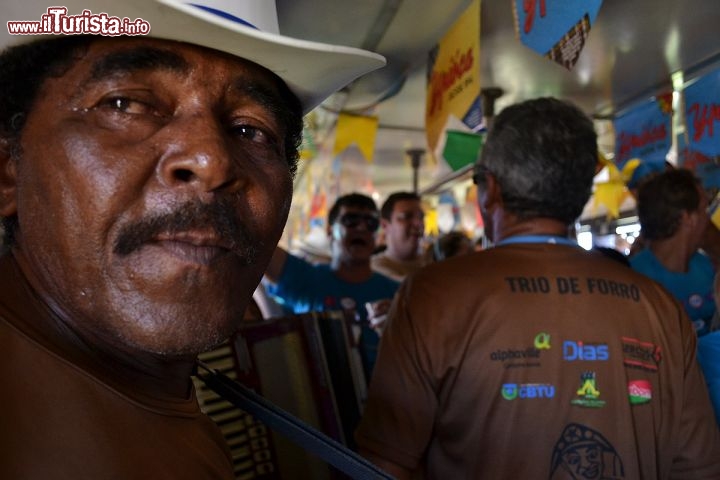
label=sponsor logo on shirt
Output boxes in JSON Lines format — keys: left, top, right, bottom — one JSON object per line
{"left": 490, "top": 332, "right": 550, "bottom": 368}
{"left": 688, "top": 293, "right": 704, "bottom": 309}
{"left": 628, "top": 380, "right": 652, "bottom": 405}
{"left": 570, "top": 371, "right": 606, "bottom": 408}
{"left": 562, "top": 340, "right": 609, "bottom": 361}
{"left": 621, "top": 336, "right": 662, "bottom": 372}
{"left": 501, "top": 383, "right": 555, "bottom": 400}
{"left": 534, "top": 332, "right": 551, "bottom": 350}
{"left": 339, "top": 297, "right": 356, "bottom": 311}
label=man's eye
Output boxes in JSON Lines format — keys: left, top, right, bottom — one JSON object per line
{"left": 231, "top": 125, "right": 272, "bottom": 144}
{"left": 101, "top": 97, "right": 153, "bottom": 115}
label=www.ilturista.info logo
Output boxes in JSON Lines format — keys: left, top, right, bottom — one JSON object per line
{"left": 8, "top": 7, "right": 151, "bottom": 36}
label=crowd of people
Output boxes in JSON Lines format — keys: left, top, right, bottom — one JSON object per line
{"left": 355, "top": 97, "right": 720, "bottom": 478}
{"left": 1, "top": 1, "right": 719, "bottom": 479}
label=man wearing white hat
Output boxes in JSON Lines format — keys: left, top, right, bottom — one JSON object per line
{"left": 0, "top": 0, "right": 384, "bottom": 477}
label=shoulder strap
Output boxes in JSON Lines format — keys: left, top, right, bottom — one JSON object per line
{"left": 195, "top": 361, "right": 395, "bottom": 480}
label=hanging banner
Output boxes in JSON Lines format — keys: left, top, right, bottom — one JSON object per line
{"left": 512, "top": 0, "right": 603, "bottom": 70}
{"left": 332, "top": 113, "right": 378, "bottom": 163}
{"left": 442, "top": 130, "right": 484, "bottom": 172}
{"left": 425, "top": 0, "right": 482, "bottom": 168}
{"left": 613, "top": 95, "right": 673, "bottom": 171}
{"left": 681, "top": 68, "right": 720, "bottom": 189}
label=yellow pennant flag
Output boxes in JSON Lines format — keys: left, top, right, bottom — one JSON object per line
{"left": 593, "top": 182, "right": 628, "bottom": 219}
{"left": 424, "top": 208, "right": 439, "bottom": 237}
{"left": 591, "top": 155, "right": 642, "bottom": 219}
{"left": 712, "top": 208, "right": 720, "bottom": 230}
{"left": 333, "top": 113, "right": 379, "bottom": 163}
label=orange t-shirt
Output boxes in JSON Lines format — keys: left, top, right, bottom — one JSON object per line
{"left": 357, "top": 244, "right": 720, "bottom": 478}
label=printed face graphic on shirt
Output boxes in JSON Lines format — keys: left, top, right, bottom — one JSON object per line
{"left": 549, "top": 423, "right": 625, "bottom": 480}
{"left": 562, "top": 445, "right": 601, "bottom": 479}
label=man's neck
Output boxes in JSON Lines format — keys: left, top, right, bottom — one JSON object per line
{"left": 493, "top": 216, "right": 570, "bottom": 243}
{"left": 11, "top": 249, "right": 197, "bottom": 399}
{"left": 384, "top": 246, "right": 418, "bottom": 264}
{"left": 648, "top": 236, "right": 695, "bottom": 273}
{"left": 331, "top": 257, "right": 374, "bottom": 283}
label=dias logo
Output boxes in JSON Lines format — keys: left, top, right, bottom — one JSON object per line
{"left": 501, "top": 383, "right": 555, "bottom": 400}
{"left": 563, "top": 340, "right": 609, "bottom": 361}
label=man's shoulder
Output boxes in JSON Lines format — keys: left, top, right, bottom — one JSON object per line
{"left": 690, "top": 250, "right": 716, "bottom": 274}
{"left": 284, "top": 253, "right": 330, "bottom": 275}
{"left": 629, "top": 248, "right": 654, "bottom": 267}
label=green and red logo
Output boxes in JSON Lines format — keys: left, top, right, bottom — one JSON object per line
{"left": 628, "top": 380, "right": 652, "bottom": 405}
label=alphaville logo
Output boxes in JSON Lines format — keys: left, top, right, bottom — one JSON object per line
{"left": 490, "top": 332, "right": 550, "bottom": 368}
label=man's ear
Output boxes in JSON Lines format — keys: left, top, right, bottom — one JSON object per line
{"left": 0, "top": 137, "right": 18, "bottom": 217}
{"left": 478, "top": 174, "right": 503, "bottom": 213}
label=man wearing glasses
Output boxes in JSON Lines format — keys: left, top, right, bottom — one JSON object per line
{"left": 265, "top": 193, "right": 399, "bottom": 378}
{"left": 372, "top": 191, "right": 426, "bottom": 282}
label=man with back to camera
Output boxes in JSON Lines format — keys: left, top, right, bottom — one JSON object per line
{"left": 371, "top": 191, "right": 426, "bottom": 281}
{"left": 264, "top": 193, "right": 400, "bottom": 379}
{"left": 0, "top": 0, "right": 385, "bottom": 477}
{"left": 355, "top": 97, "right": 720, "bottom": 478}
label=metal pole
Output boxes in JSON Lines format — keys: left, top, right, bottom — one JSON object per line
{"left": 406, "top": 148, "right": 425, "bottom": 194}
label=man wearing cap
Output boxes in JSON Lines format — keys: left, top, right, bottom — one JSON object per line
{"left": 356, "top": 98, "right": 720, "bottom": 478}
{"left": 0, "top": 0, "right": 384, "bottom": 477}
{"left": 371, "top": 191, "right": 426, "bottom": 281}
{"left": 265, "top": 193, "right": 399, "bottom": 379}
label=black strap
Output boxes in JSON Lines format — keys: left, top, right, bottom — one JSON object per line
{"left": 195, "top": 361, "right": 394, "bottom": 480}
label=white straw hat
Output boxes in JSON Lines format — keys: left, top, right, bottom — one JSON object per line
{"left": 2, "top": 0, "right": 387, "bottom": 114}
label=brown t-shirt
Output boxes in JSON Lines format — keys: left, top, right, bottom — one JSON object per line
{"left": 356, "top": 243, "right": 720, "bottom": 478}
{"left": 0, "top": 254, "right": 234, "bottom": 479}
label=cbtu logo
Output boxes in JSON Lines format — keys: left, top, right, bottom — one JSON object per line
{"left": 563, "top": 341, "right": 609, "bottom": 361}
{"left": 501, "top": 383, "right": 555, "bottom": 400}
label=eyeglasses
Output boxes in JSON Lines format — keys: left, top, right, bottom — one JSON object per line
{"left": 338, "top": 213, "right": 380, "bottom": 232}
{"left": 394, "top": 211, "right": 425, "bottom": 222}
{"left": 473, "top": 164, "right": 492, "bottom": 185}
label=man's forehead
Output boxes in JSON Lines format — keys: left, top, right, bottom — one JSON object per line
{"left": 87, "top": 40, "right": 190, "bottom": 81}
{"left": 392, "top": 199, "right": 422, "bottom": 213}
{"left": 48, "top": 37, "right": 291, "bottom": 113}
{"left": 339, "top": 205, "right": 376, "bottom": 215}
{"left": 80, "top": 37, "right": 272, "bottom": 78}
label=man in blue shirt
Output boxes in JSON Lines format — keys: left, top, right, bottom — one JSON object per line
{"left": 265, "top": 193, "right": 400, "bottom": 378}
{"left": 630, "top": 169, "right": 717, "bottom": 335}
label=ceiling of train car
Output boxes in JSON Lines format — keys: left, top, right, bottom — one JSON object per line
{"left": 276, "top": 0, "right": 720, "bottom": 224}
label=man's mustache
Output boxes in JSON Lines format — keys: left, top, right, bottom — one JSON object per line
{"left": 114, "top": 199, "right": 258, "bottom": 265}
